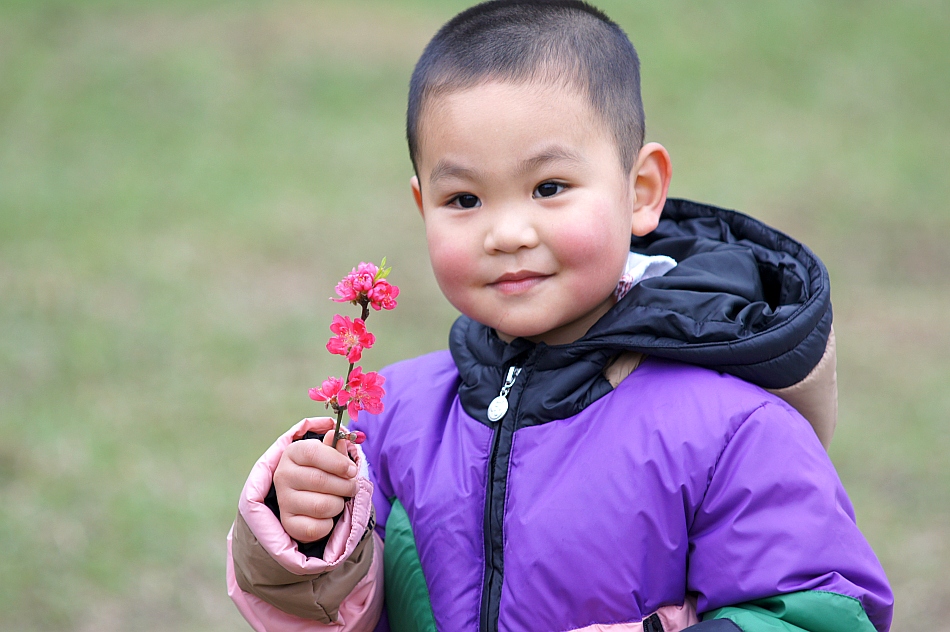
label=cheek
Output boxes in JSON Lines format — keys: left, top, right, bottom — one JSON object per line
{"left": 426, "top": 226, "right": 477, "bottom": 304}
{"left": 551, "top": 210, "right": 630, "bottom": 289}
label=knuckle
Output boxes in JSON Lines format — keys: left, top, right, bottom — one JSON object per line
{"left": 307, "top": 467, "right": 330, "bottom": 491}
{"left": 285, "top": 442, "right": 306, "bottom": 462}
{"left": 310, "top": 495, "right": 331, "bottom": 518}
{"left": 294, "top": 441, "right": 316, "bottom": 464}
{"left": 305, "top": 519, "right": 330, "bottom": 543}
{"left": 313, "top": 494, "right": 344, "bottom": 519}
{"left": 290, "top": 440, "right": 318, "bottom": 465}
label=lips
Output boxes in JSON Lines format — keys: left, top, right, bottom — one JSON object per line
{"left": 489, "top": 270, "right": 551, "bottom": 295}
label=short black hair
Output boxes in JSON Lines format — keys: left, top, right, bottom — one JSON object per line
{"left": 407, "top": 0, "right": 645, "bottom": 175}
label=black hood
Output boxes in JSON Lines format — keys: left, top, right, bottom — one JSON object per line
{"left": 450, "top": 198, "right": 833, "bottom": 426}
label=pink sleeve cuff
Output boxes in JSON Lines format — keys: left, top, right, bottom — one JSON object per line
{"left": 239, "top": 417, "right": 374, "bottom": 573}
{"left": 227, "top": 417, "right": 383, "bottom": 630}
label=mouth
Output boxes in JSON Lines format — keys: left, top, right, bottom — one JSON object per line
{"left": 489, "top": 270, "right": 551, "bottom": 295}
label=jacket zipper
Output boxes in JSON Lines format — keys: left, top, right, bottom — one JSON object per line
{"left": 479, "top": 363, "right": 525, "bottom": 632}
{"left": 487, "top": 366, "right": 521, "bottom": 422}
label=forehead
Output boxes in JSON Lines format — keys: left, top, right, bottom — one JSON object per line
{"left": 414, "top": 80, "right": 620, "bottom": 176}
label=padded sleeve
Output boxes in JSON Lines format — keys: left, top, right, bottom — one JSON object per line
{"left": 686, "top": 402, "right": 893, "bottom": 631}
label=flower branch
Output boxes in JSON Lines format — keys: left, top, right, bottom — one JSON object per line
{"left": 310, "top": 260, "right": 398, "bottom": 449}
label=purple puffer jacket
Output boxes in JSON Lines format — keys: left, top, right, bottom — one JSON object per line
{"left": 351, "top": 201, "right": 893, "bottom": 631}
{"left": 355, "top": 348, "right": 891, "bottom": 631}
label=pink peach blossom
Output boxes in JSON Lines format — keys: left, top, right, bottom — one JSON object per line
{"left": 352, "top": 262, "right": 378, "bottom": 292}
{"left": 332, "top": 276, "right": 359, "bottom": 303}
{"left": 333, "top": 262, "right": 380, "bottom": 304}
{"left": 326, "top": 315, "right": 375, "bottom": 363}
{"left": 309, "top": 376, "right": 350, "bottom": 411}
{"left": 344, "top": 366, "right": 386, "bottom": 418}
{"left": 367, "top": 279, "right": 399, "bottom": 311}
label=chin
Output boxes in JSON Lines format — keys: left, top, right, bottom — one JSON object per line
{"left": 494, "top": 322, "right": 555, "bottom": 343}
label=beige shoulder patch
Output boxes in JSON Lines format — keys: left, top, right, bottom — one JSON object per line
{"left": 604, "top": 351, "right": 645, "bottom": 388}
{"left": 767, "top": 326, "right": 838, "bottom": 450}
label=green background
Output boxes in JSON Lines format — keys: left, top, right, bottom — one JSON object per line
{"left": 1, "top": 1, "right": 947, "bottom": 629}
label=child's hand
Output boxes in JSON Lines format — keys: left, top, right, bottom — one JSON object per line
{"left": 273, "top": 432, "right": 360, "bottom": 544}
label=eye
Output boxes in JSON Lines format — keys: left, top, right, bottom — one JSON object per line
{"left": 534, "top": 181, "right": 565, "bottom": 198}
{"left": 449, "top": 193, "right": 481, "bottom": 209}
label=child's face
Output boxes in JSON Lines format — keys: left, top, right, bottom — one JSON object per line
{"left": 411, "top": 81, "right": 663, "bottom": 346}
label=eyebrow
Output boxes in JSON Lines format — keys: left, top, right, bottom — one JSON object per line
{"left": 515, "top": 146, "right": 586, "bottom": 177}
{"left": 429, "top": 160, "right": 479, "bottom": 185}
{"left": 427, "top": 145, "right": 586, "bottom": 186}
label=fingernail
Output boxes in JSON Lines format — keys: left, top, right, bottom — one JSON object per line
{"left": 347, "top": 463, "right": 358, "bottom": 478}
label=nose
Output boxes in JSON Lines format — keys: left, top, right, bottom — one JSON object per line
{"left": 483, "top": 205, "right": 540, "bottom": 254}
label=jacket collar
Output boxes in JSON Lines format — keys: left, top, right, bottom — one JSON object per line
{"left": 449, "top": 198, "right": 833, "bottom": 426}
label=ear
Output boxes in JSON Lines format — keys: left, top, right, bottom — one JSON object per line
{"left": 629, "top": 142, "right": 672, "bottom": 237}
{"left": 410, "top": 175, "right": 425, "bottom": 218}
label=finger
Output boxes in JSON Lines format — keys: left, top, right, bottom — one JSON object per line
{"left": 303, "top": 416, "right": 337, "bottom": 435}
{"left": 284, "top": 462, "right": 359, "bottom": 497}
{"left": 275, "top": 456, "right": 357, "bottom": 502}
{"left": 281, "top": 513, "right": 334, "bottom": 544}
{"left": 287, "top": 438, "right": 357, "bottom": 479}
{"left": 281, "top": 490, "right": 346, "bottom": 523}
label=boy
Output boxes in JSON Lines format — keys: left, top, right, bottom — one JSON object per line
{"left": 227, "top": 1, "right": 893, "bottom": 630}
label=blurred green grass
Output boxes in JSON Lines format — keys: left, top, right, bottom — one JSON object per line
{"left": 1, "top": 1, "right": 947, "bottom": 629}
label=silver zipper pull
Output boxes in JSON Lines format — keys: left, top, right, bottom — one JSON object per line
{"left": 487, "top": 366, "right": 521, "bottom": 422}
